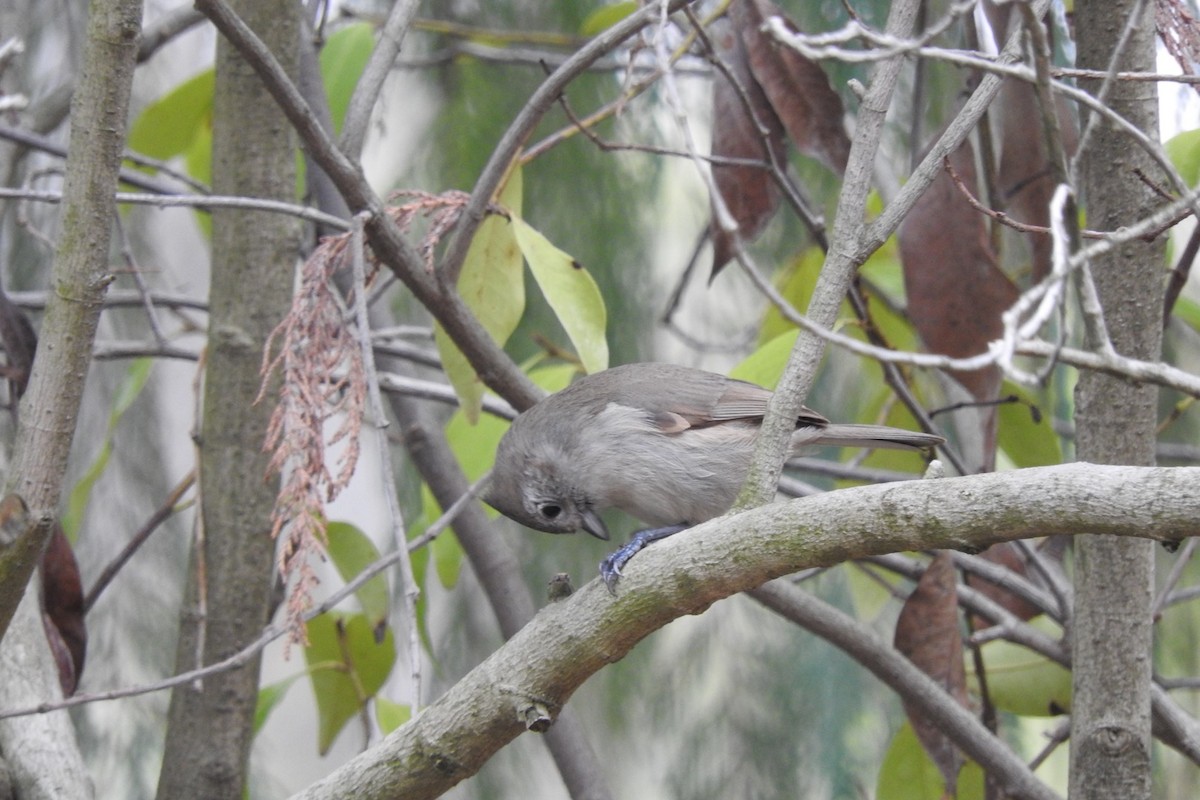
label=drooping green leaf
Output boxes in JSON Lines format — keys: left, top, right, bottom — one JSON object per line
{"left": 64, "top": 358, "right": 155, "bottom": 539}
{"left": 759, "top": 248, "right": 825, "bottom": 346}
{"left": 435, "top": 164, "right": 525, "bottom": 422}
{"left": 1171, "top": 295, "right": 1200, "bottom": 333}
{"left": 319, "top": 22, "right": 375, "bottom": 135}
{"left": 512, "top": 216, "right": 609, "bottom": 375}
{"left": 406, "top": 531, "right": 434, "bottom": 651}
{"left": 996, "top": 381, "right": 1062, "bottom": 468}
{"left": 432, "top": 524, "right": 464, "bottom": 589}
{"left": 305, "top": 611, "right": 397, "bottom": 754}
{"left": 579, "top": 1, "right": 638, "bottom": 36}
{"left": 730, "top": 328, "right": 798, "bottom": 389}
{"left": 325, "top": 521, "right": 390, "bottom": 633}
{"left": 254, "top": 673, "right": 305, "bottom": 734}
{"left": 375, "top": 697, "right": 412, "bottom": 735}
{"left": 1166, "top": 128, "right": 1200, "bottom": 187}
{"left": 127, "top": 70, "right": 214, "bottom": 163}
{"left": 877, "top": 721, "right": 983, "bottom": 800}
{"left": 967, "top": 616, "right": 1071, "bottom": 717}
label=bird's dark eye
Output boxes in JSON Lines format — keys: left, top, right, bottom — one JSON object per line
{"left": 539, "top": 503, "right": 562, "bottom": 520}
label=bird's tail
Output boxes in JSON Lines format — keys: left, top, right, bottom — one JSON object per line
{"left": 800, "top": 423, "right": 944, "bottom": 452}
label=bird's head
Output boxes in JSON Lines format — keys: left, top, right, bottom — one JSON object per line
{"left": 484, "top": 440, "right": 609, "bottom": 540}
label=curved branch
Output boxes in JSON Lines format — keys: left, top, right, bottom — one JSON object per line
{"left": 293, "top": 464, "right": 1200, "bottom": 800}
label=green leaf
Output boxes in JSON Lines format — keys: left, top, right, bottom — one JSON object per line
{"left": 1166, "top": 128, "right": 1200, "bottom": 187}
{"left": 127, "top": 70, "right": 214, "bottom": 162}
{"left": 967, "top": 616, "right": 1071, "bottom": 717}
{"left": 1171, "top": 295, "right": 1200, "bottom": 332}
{"left": 64, "top": 358, "right": 154, "bottom": 539}
{"left": 375, "top": 697, "right": 412, "bottom": 735}
{"left": 319, "top": 23, "right": 375, "bottom": 135}
{"left": 325, "top": 521, "right": 390, "bottom": 632}
{"left": 512, "top": 216, "right": 609, "bottom": 375}
{"left": 579, "top": 1, "right": 638, "bottom": 37}
{"left": 305, "top": 611, "right": 397, "bottom": 754}
{"left": 435, "top": 165, "right": 525, "bottom": 423}
{"left": 996, "top": 381, "right": 1062, "bottom": 468}
{"left": 758, "top": 248, "right": 825, "bottom": 346}
{"left": 877, "top": 721, "right": 983, "bottom": 800}
{"left": 405, "top": 533, "right": 434, "bottom": 652}
{"left": 730, "top": 329, "right": 798, "bottom": 389}
{"left": 254, "top": 674, "right": 305, "bottom": 734}
{"left": 432, "top": 525, "right": 464, "bottom": 589}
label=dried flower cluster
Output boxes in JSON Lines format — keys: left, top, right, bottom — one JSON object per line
{"left": 260, "top": 191, "right": 475, "bottom": 642}
{"left": 260, "top": 232, "right": 368, "bottom": 643}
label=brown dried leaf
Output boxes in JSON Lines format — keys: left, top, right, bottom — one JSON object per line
{"left": 899, "top": 141, "right": 1018, "bottom": 403}
{"left": 0, "top": 286, "right": 37, "bottom": 404}
{"left": 40, "top": 521, "right": 86, "bottom": 695}
{"left": 967, "top": 541, "right": 1063, "bottom": 630}
{"left": 996, "top": 80, "right": 1078, "bottom": 283}
{"left": 894, "top": 551, "right": 969, "bottom": 797}
{"left": 708, "top": 14, "right": 788, "bottom": 275}
{"left": 736, "top": 0, "right": 850, "bottom": 175}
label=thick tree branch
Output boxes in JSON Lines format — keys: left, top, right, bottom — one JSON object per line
{"left": 292, "top": 464, "right": 1200, "bottom": 800}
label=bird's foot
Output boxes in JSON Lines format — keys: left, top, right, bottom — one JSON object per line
{"left": 599, "top": 524, "right": 688, "bottom": 595}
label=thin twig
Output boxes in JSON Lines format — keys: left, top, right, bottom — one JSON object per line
{"left": 349, "top": 211, "right": 422, "bottom": 707}
{"left": 83, "top": 471, "right": 196, "bottom": 613}
{"left": 339, "top": 0, "right": 420, "bottom": 158}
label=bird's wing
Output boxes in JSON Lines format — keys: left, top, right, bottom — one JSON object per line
{"left": 577, "top": 363, "right": 830, "bottom": 432}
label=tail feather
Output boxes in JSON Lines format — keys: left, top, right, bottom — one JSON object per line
{"left": 795, "top": 423, "right": 943, "bottom": 452}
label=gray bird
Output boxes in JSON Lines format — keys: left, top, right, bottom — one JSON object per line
{"left": 484, "top": 362, "right": 943, "bottom": 591}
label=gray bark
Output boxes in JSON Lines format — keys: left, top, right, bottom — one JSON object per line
{"left": 154, "top": 0, "right": 300, "bottom": 796}
{"left": 1070, "top": 1, "right": 1165, "bottom": 798}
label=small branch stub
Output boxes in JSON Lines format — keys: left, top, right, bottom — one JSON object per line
{"left": 520, "top": 700, "right": 555, "bottom": 733}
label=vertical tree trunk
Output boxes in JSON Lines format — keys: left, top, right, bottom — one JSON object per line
{"left": 1070, "top": 1, "right": 1164, "bottom": 797}
{"left": 155, "top": 0, "right": 299, "bottom": 796}
{"left": 0, "top": 0, "right": 141, "bottom": 796}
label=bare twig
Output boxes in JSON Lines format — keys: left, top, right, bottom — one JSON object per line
{"left": 339, "top": 0, "right": 420, "bottom": 158}
{"left": 348, "top": 211, "right": 421, "bottom": 706}
{"left": 83, "top": 471, "right": 196, "bottom": 613}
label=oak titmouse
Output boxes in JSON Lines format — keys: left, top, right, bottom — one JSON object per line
{"left": 484, "top": 362, "right": 943, "bottom": 589}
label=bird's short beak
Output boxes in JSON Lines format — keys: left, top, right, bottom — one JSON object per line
{"left": 581, "top": 508, "right": 609, "bottom": 540}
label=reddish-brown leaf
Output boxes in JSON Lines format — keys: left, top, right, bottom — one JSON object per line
{"left": 967, "top": 540, "right": 1064, "bottom": 630}
{"left": 735, "top": 0, "right": 850, "bottom": 175}
{"left": 41, "top": 522, "right": 87, "bottom": 695}
{"left": 708, "top": 14, "right": 788, "bottom": 275}
{"left": 899, "top": 141, "right": 1018, "bottom": 404}
{"left": 0, "top": 287, "right": 37, "bottom": 404}
{"left": 894, "top": 551, "right": 969, "bottom": 797}
{"left": 997, "top": 78, "right": 1079, "bottom": 283}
